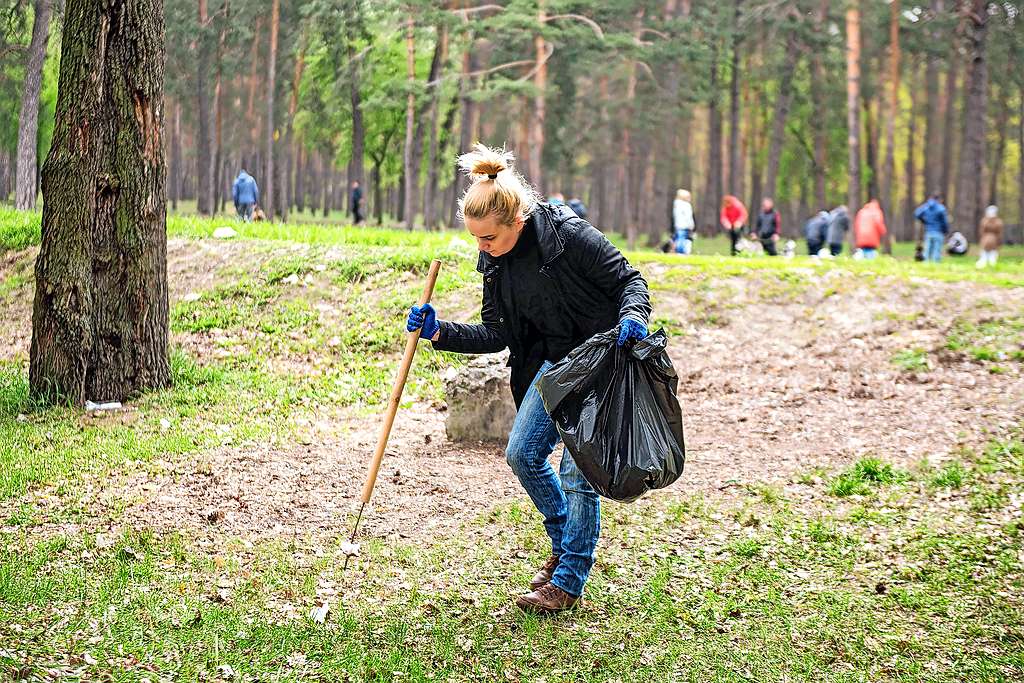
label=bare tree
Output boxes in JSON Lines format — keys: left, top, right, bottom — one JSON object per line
{"left": 14, "top": 0, "right": 53, "bottom": 211}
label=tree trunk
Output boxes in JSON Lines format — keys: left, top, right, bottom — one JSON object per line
{"left": 212, "top": 1, "right": 228, "bottom": 216}
{"left": 422, "top": 24, "right": 449, "bottom": 230}
{"left": 940, "top": 15, "right": 962, "bottom": 202}
{"left": 904, "top": 63, "right": 919, "bottom": 240}
{"left": 528, "top": 1, "right": 547, "bottom": 191}
{"left": 763, "top": 32, "right": 799, "bottom": 203}
{"left": 726, "top": 0, "right": 741, "bottom": 195}
{"left": 953, "top": 0, "right": 989, "bottom": 240}
{"left": 402, "top": 17, "right": 417, "bottom": 229}
{"left": 810, "top": 0, "right": 829, "bottom": 210}
{"left": 1019, "top": 86, "right": 1023, "bottom": 229}
{"left": 262, "top": 0, "right": 279, "bottom": 221}
{"left": 195, "top": 0, "right": 215, "bottom": 215}
{"left": 15, "top": 0, "right": 53, "bottom": 211}
{"left": 280, "top": 47, "right": 305, "bottom": 223}
{"left": 31, "top": 0, "right": 170, "bottom": 406}
{"left": 881, "top": 0, "right": 899, "bottom": 254}
{"left": 347, "top": 3, "right": 366, "bottom": 195}
{"left": 923, "top": 0, "right": 943, "bottom": 196}
{"left": 986, "top": 84, "right": 1009, "bottom": 208}
{"left": 451, "top": 44, "right": 480, "bottom": 229}
{"left": 702, "top": 45, "right": 722, "bottom": 231}
{"left": 295, "top": 146, "right": 305, "bottom": 214}
{"left": 864, "top": 94, "right": 880, "bottom": 203}
{"left": 846, "top": 4, "right": 862, "bottom": 214}
{"left": 169, "top": 100, "right": 181, "bottom": 211}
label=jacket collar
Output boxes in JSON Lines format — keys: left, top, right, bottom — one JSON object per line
{"left": 475, "top": 203, "right": 577, "bottom": 274}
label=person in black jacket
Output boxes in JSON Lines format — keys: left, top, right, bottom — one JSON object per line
{"left": 406, "top": 144, "right": 651, "bottom": 615}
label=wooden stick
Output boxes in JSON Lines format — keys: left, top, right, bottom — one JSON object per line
{"left": 358, "top": 259, "right": 442, "bottom": 505}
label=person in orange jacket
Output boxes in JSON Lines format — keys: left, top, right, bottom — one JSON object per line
{"left": 719, "top": 195, "right": 748, "bottom": 256}
{"left": 853, "top": 199, "right": 887, "bottom": 259}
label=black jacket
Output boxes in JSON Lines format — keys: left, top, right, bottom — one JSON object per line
{"left": 433, "top": 203, "right": 651, "bottom": 408}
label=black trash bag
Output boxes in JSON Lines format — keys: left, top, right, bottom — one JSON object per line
{"left": 537, "top": 328, "right": 685, "bottom": 503}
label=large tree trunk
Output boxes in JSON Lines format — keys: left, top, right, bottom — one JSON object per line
{"left": 845, "top": 3, "right": 862, "bottom": 215}
{"left": 212, "top": 1, "right": 228, "bottom": 216}
{"left": 195, "top": 0, "right": 215, "bottom": 215}
{"left": 15, "top": 0, "right": 53, "bottom": 211}
{"left": 279, "top": 47, "right": 305, "bottom": 223}
{"left": 953, "top": 0, "right": 989, "bottom": 240}
{"left": 763, "top": 32, "right": 799, "bottom": 204}
{"left": 31, "top": 0, "right": 170, "bottom": 406}
{"left": 450, "top": 43, "right": 480, "bottom": 229}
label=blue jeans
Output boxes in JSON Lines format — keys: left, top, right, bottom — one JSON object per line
{"left": 236, "top": 202, "right": 254, "bottom": 222}
{"left": 505, "top": 362, "right": 600, "bottom": 597}
{"left": 674, "top": 229, "right": 692, "bottom": 254}
{"left": 924, "top": 232, "right": 944, "bottom": 262}
{"left": 861, "top": 247, "right": 878, "bottom": 259}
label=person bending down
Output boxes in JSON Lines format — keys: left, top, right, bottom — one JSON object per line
{"left": 407, "top": 144, "right": 651, "bottom": 615}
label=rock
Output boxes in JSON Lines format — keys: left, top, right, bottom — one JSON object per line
{"left": 212, "top": 226, "right": 238, "bottom": 239}
{"left": 444, "top": 352, "right": 516, "bottom": 443}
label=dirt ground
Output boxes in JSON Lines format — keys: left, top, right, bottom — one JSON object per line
{"left": 3, "top": 245, "right": 1023, "bottom": 549}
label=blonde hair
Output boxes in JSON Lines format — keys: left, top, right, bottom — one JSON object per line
{"left": 456, "top": 143, "right": 541, "bottom": 226}
{"left": 676, "top": 189, "right": 691, "bottom": 202}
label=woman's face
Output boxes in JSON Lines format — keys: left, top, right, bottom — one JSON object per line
{"left": 465, "top": 214, "right": 525, "bottom": 257}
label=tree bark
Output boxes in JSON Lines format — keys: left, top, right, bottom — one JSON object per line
{"left": 987, "top": 84, "right": 1009, "bottom": 207}
{"left": 170, "top": 100, "right": 181, "bottom": 211}
{"left": 31, "top": 0, "right": 170, "bottom": 406}
{"left": 881, "top": 0, "right": 899, "bottom": 251}
{"left": 846, "top": 4, "right": 862, "bottom": 214}
{"left": 940, "top": 11, "right": 963, "bottom": 202}
{"left": 15, "top": 0, "right": 53, "bottom": 211}
{"left": 212, "top": 1, "right": 228, "bottom": 216}
{"left": 528, "top": 0, "right": 547, "bottom": 191}
{"left": 904, "top": 63, "right": 919, "bottom": 240}
{"left": 953, "top": 0, "right": 989, "bottom": 240}
{"left": 451, "top": 42, "right": 480, "bottom": 229}
{"left": 195, "top": 0, "right": 215, "bottom": 215}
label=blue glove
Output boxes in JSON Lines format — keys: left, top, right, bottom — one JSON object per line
{"left": 407, "top": 303, "right": 440, "bottom": 340}
{"left": 617, "top": 318, "right": 647, "bottom": 346}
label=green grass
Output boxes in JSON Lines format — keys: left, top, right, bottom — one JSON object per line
{"left": 891, "top": 348, "right": 930, "bottom": 373}
{"left": 2, "top": 433, "right": 1022, "bottom": 680}
{"left": 828, "top": 457, "right": 908, "bottom": 497}
{"left": 945, "top": 316, "right": 1024, "bottom": 365}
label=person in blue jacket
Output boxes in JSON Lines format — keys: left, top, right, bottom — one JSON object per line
{"left": 406, "top": 144, "right": 650, "bottom": 616}
{"left": 914, "top": 193, "right": 950, "bottom": 263}
{"left": 232, "top": 170, "right": 260, "bottom": 222}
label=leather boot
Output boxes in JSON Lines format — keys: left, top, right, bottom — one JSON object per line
{"left": 515, "top": 582, "right": 579, "bottom": 615}
{"left": 529, "top": 555, "right": 560, "bottom": 590}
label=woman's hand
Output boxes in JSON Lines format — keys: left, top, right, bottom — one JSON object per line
{"left": 617, "top": 318, "right": 647, "bottom": 346}
{"left": 407, "top": 303, "right": 441, "bottom": 341}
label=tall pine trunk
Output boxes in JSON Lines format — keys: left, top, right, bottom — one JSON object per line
{"left": 923, "top": 0, "right": 943, "bottom": 196}
{"left": 953, "top": 0, "right": 989, "bottom": 240}
{"left": 845, "top": 4, "right": 862, "bottom": 215}
{"left": 940, "top": 17, "right": 962, "bottom": 202}
{"left": 195, "top": 0, "right": 215, "bottom": 215}
{"left": 763, "top": 31, "right": 799, "bottom": 205}
{"left": 726, "top": 0, "right": 741, "bottom": 195}
{"left": 527, "top": 1, "right": 547, "bottom": 191}
{"left": 702, "top": 45, "right": 722, "bottom": 231}
{"left": 904, "top": 64, "right": 919, "bottom": 240}
{"left": 881, "top": 0, "right": 899, "bottom": 253}
{"left": 31, "top": 0, "right": 170, "bottom": 406}
{"left": 263, "top": 0, "right": 279, "bottom": 221}
{"left": 810, "top": 0, "right": 829, "bottom": 210}
{"left": 15, "top": 0, "right": 53, "bottom": 211}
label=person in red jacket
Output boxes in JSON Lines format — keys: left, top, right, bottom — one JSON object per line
{"left": 854, "top": 199, "right": 887, "bottom": 259}
{"left": 719, "top": 195, "right": 748, "bottom": 256}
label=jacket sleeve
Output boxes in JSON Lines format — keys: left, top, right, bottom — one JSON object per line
{"left": 913, "top": 203, "right": 925, "bottom": 221}
{"left": 565, "top": 223, "right": 651, "bottom": 325}
{"left": 431, "top": 282, "right": 507, "bottom": 355}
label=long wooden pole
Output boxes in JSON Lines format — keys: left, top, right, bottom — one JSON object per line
{"left": 345, "top": 259, "right": 441, "bottom": 569}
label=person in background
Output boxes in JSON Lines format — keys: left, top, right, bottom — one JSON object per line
{"left": 804, "top": 210, "right": 831, "bottom": 256}
{"left": 548, "top": 192, "right": 565, "bottom": 206}
{"left": 673, "top": 189, "right": 695, "bottom": 255}
{"left": 854, "top": 198, "right": 887, "bottom": 259}
{"left": 232, "top": 169, "right": 259, "bottom": 222}
{"left": 914, "top": 192, "right": 950, "bottom": 263}
{"left": 720, "top": 195, "right": 748, "bottom": 256}
{"left": 351, "top": 181, "right": 364, "bottom": 225}
{"left": 977, "top": 205, "right": 1003, "bottom": 268}
{"left": 752, "top": 197, "right": 781, "bottom": 256}
{"left": 826, "top": 205, "right": 850, "bottom": 256}
{"left": 567, "top": 196, "right": 588, "bottom": 220}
